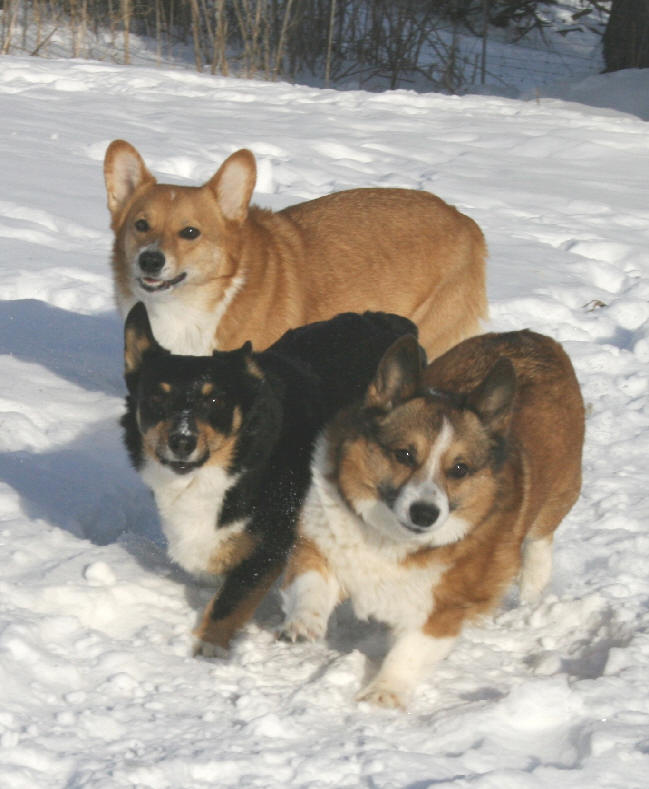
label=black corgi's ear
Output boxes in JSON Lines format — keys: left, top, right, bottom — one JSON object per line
{"left": 466, "top": 357, "right": 516, "bottom": 433}
{"left": 364, "top": 334, "right": 423, "bottom": 412}
{"left": 124, "top": 302, "right": 164, "bottom": 376}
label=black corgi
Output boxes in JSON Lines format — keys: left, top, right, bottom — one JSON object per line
{"left": 122, "top": 302, "right": 419, "bottom": 655}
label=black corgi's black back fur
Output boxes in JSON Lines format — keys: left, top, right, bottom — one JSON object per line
{"left": 122, "top": 302, "right": 419, "bottom": 654}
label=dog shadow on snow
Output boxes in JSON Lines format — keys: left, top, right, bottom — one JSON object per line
{"left": 0, "top": 297, "right": 167, "bottom": 552}
{"left": 0, "top": 298, "right": 124, "bottom": 396}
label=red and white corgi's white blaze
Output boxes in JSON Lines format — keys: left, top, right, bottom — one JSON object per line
{"left": 281, "top": 330, "right": 585, "bottom": 708}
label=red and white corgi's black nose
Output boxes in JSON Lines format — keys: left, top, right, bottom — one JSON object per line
{"left": 408, "top": 501, "right": 440, "bottom": 530}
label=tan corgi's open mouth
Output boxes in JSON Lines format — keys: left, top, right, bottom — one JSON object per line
{"left": 138, "top": 272, "right": 187, "bottom": 293}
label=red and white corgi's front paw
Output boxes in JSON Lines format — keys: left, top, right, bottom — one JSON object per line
{"left": 279, "top": 608, "right": 328, "bottom": 643}
{"left": 356, "top": 678, "right": 409, "bottom": 709}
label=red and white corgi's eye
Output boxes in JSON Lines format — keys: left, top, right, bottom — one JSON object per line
{"left": 394, "top": 448, "right": 416, "bottom": 468}
{"left": 447, "top": 462, "right": 469, "bottom": 479}
{"left": 134, "top": 218, "right": 150, "bottom": 233}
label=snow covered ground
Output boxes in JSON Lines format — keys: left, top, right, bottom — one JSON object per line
{"left": 1, "top": 55, "right": 649, "bottom": 787}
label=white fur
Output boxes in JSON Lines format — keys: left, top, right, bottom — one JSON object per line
{"left": 280, "top": 570, "right": 340, "bottom": 642}
{"left": 120, "top": 272, "right": 245, "bottom": 355}
{"left": 392, "top": 418, "right": 452, "bottom": 531}
{"left": 519, "top": 536, "right": 553, "bottom": 604}
{"left": 140, "top": 458, "right": 244, "bottom": 578}
{"left": 296, "top": 435, "right": 447, "bottom": 633}
{"left": 357, "top": 632, "right": 456, "bottom": 708}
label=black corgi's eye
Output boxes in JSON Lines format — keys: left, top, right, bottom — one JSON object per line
{"left": 394, "top": 448, "right": 416, "bottom": 468}
{"left": 179, "top": 226, "right": 201, "bottom": 240}
{"left": 135, "top": 218, "right": 149, "bottom": 233}
{"left": 447, "top": 462, "right": 470, "bottom": 479}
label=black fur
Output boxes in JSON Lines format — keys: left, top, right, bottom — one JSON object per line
{"left": 122, "top": 303, "right": 420, "bottom": 649}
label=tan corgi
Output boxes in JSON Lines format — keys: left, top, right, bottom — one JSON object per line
{"left": 280, "top": 330, "right": 585, "bottom": 708}
{"left": 104, "top": 141, "right": 487, "bottom": 357}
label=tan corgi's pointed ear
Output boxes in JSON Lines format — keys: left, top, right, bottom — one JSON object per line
{"left": 124, "top": 302, "right": 162, "bottom": 377}
{"left": 365, "top": 334, "right": 423, "bottom": 412}
{"left": 104, "top": 140, "right": 155, "bottom": 221}
{"left": 466, "top": 357, "right": 516, "bottom": 433}
{"left": 208, "top": 149, "right": 257, "bottom": 223}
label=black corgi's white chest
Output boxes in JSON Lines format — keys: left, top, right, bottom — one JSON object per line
{"left": 140, "top": 459, "right": 244, "bottom": 578}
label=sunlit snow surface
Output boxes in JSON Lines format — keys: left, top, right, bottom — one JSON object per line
{"left": 0, "top": 57, "right": 648, "bottom": 788}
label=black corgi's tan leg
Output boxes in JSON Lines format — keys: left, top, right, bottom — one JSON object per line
{"left": 193, "top": 543, "right": 288, "bottom": 655}
{"left": 279, "top": 536, "right": 340, "bottom": 643}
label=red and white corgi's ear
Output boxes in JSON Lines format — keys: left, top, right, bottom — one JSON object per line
{"left": 207, "top": 149, "right": 257, "bottom": 223}
{"left": 104, "top": 140, "right": 155, "bottom": 221}
{"left": 365, "top": 334, "right": 423, "bottom": 412}
{"left": 124, "top": 301, "right": 164, "bottom": 377}
{"left": 466, "top": 357, "right": 516, "bottom": 432}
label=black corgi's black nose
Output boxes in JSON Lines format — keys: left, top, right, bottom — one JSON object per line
{"left": 168, "top": 431, "right": 197, "bottom": 458}
{"left": 139, "top": 249, "right": 165, "bottom": 274}
{"left": 409, "top": 501, "right": 440, "bottom": 529}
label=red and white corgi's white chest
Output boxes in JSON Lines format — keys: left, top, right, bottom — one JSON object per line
{"left": 302, "top": 441, "right": 447, "bottom": 632}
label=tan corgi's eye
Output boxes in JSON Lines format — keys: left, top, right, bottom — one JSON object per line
{"left": 394, "top": 448, "right": 416, "bottom": 468}
{"left": 447, "top": 462, "right": 470, "bottom": 479}
{"left": 135, "top": 218, "right": 149, "bottom": 233}
{"left": 179, "top": 226, "right": 201, "bottom": 240}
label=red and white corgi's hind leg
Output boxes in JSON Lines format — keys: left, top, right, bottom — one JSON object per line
{"left": 357, "top": 631, "right": 456, "bottom": 709}
{"left": 519, "top": 535, "right": 554, "bottom": 604}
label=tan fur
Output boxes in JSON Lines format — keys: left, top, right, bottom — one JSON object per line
{"left": 105, "top": 141, "right": 487, "bottom": 357}
{"left": 206, "top": 531, "right": 257, "bottom": 576}
{"left": 283, "top": 535, "right": 330, "bottom": 587}
{"left": 194, "top": 565, "right": 281, "bottom": 650}
{"left": 140, "top": 418, "right": 239, "bottom": 470}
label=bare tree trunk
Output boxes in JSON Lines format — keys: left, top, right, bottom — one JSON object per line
{"left": 213, "top": 0, "right": 229, "bottom": 75}
{"left": 189, "top": 0, "right": 203, "bottom": 71}
{"left": 1, "top": 0, "right": 20, "bottom": 54}
{"left": 121, "top": 0, "right": 131, "bottom": 65}
{"left": 325, "top": 0, "right": 336, "bottom": 86}
{"left": 273, "top": 0, "right": 295, "bottom": 80}
{"left": 481, "top": 0, "right": 488, "bottom": 84}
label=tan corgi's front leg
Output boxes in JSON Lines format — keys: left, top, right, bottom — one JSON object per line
{"left": 357, "top": 631, "right": 456, "bottom": 709}
{"left": 280, "top": 537, "right": 340, "bottom": 642}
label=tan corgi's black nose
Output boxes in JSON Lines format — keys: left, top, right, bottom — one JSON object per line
{"left": 139, "top": 249, "right": 165, "bottom": 274}
{"left": 409, "top": 501, "right": 440, "bottom": 529}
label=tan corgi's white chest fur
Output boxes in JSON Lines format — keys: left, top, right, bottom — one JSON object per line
{"left": 131, "top": 277, "right": 245, "bottom": 355}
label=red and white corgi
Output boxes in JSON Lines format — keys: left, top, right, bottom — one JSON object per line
{"left": 280, "top": 330, "right": 585, "bottom": 708}
{"left": 104, "top": 141, "right": 487, "bottom": 358}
